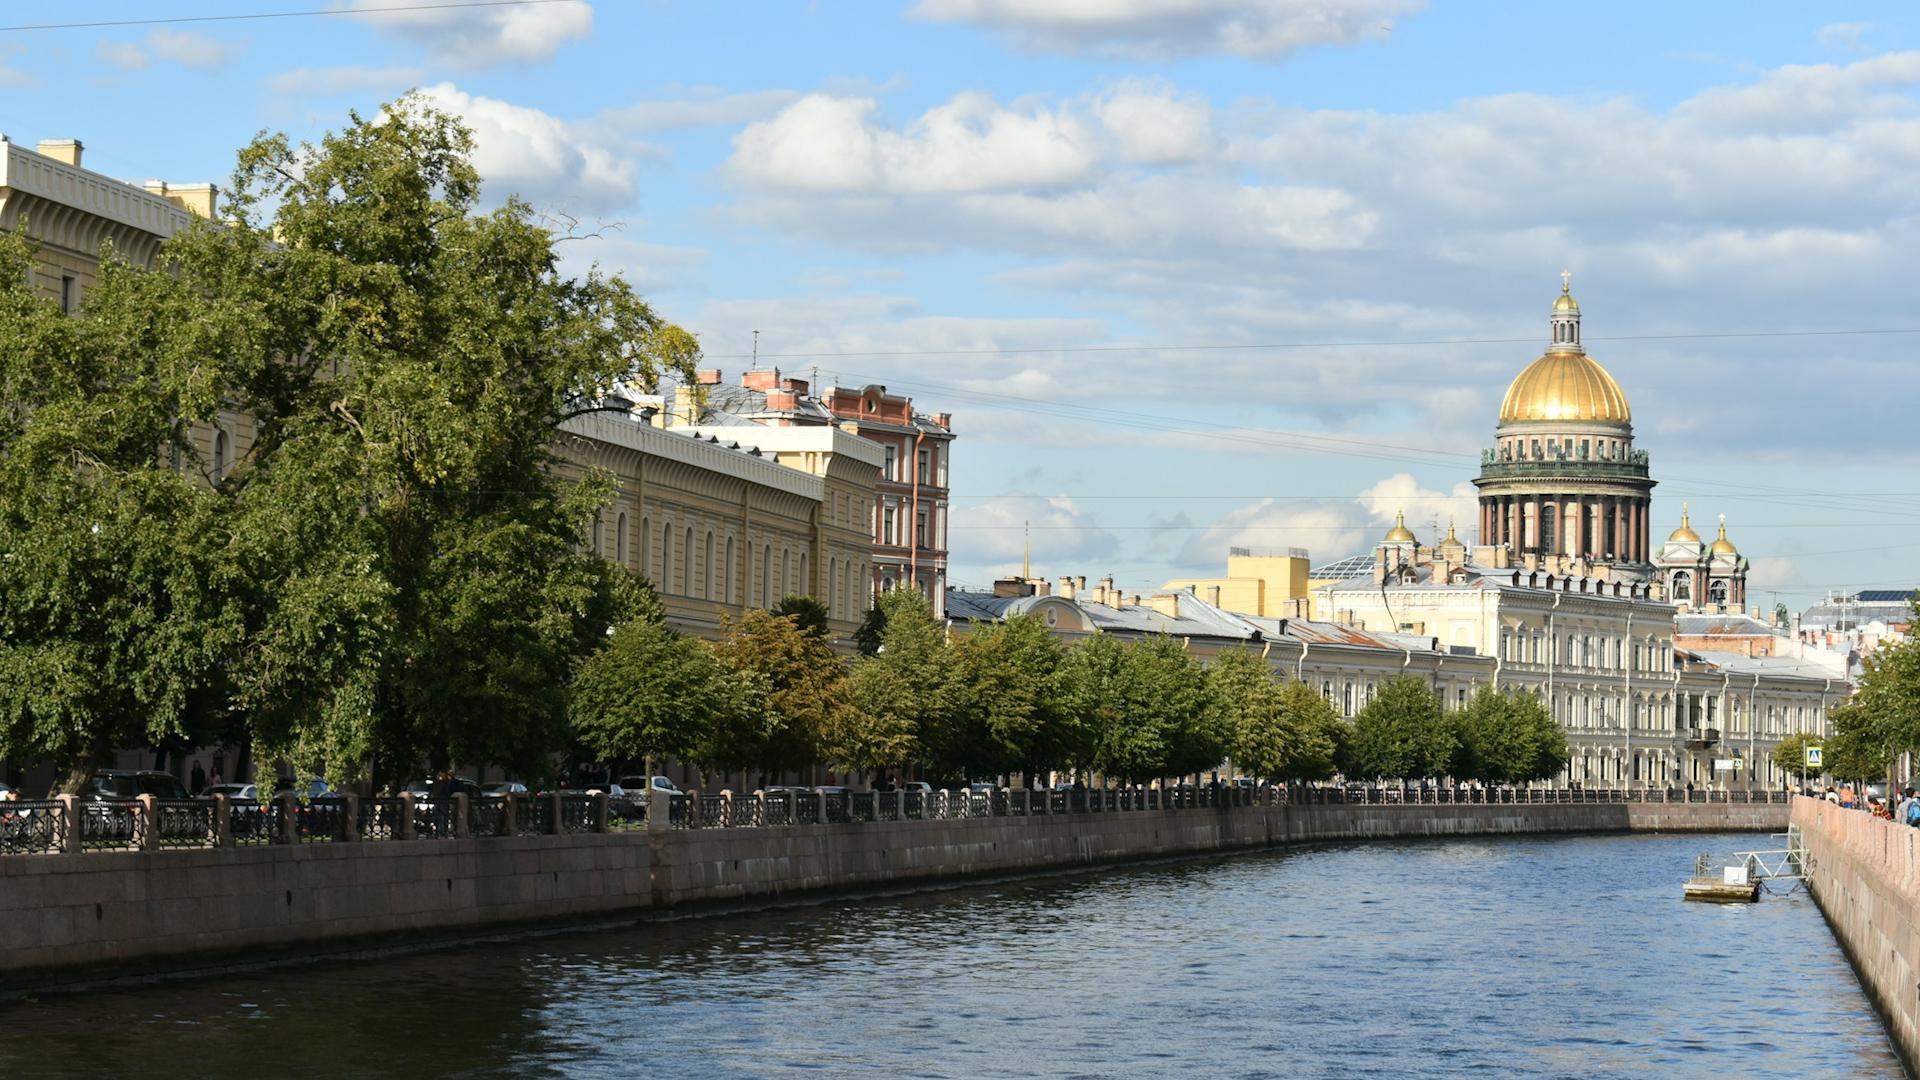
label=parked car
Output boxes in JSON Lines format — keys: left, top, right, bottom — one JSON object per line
{"left": 88, "top": 770, "right": 191, "bottom": 800}
{"left": 403, "top": 777, "right": 483, "bottom": 799}
{"left": 482, "top": 782, "right": 529, "bottom": 798}
{"left": 901, "top": 781, "right": 933, "bottom": 795}
{"left": 616, "top": 775, "right": 682, "bottom": 795}
{"left": 968, "top": 782, "right": 998, "bottom": 795}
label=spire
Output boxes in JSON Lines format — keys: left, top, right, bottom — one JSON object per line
{"left": 1022, "top": 520, "right": 1030, "bottom": 580}
{"left": 1549, "top": 270, "right": 1581, "bottom": 352}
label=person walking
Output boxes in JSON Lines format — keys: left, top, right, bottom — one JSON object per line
{"left": 429, "top": 769, "right": 454, "bottom": 837}
{"left": 190, "top": 761, "right": 207, "bottom": 796}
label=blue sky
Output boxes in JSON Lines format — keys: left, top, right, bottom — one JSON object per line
{"left": 5, "top": 1, "right": 1919, "bottom": 606}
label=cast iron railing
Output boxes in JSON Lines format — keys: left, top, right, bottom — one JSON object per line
{"left": 0, "top": 800, "right": 66, "bottom": 855}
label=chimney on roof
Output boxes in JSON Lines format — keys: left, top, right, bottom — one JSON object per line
{"left": 782, "top": 378, "right": 809, "bottom": 396}
{"left": 1057, "top": 576, "right": 1076, "bottom": 600}
{"left": 766, "top": 389, "right": 797, "bottom": 410}
{"left": 167, "top": 183, "right": 217, "bottom": 218}
{"left": 37, "top": 139, "right": 82, "bottom": 167}
{"left": 741, "top": 369, "right": 781, "bottom": 390}
{"left": 695, "top": 369, "right": 722, "bottom": 386}
{"left": 1075, "top": 576, "right": 1086, "bottom": 593}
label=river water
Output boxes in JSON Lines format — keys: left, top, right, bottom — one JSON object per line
{"left": 0, "top": 831, "right": 1901, "bottom": 1078}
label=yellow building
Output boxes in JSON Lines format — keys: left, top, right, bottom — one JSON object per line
{"left": 1161, "top": 547, "right": 1311, "bottom": 617}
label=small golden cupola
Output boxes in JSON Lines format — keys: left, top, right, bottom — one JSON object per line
{"left": 1437, "top": 518, "right": 1467, "bottom": 554}
{"left": 1710, "top": 514, "right": 1738, "bottom": 555}
{"left": 1497, "top": 272, "right": 1633, "bottom": 426}
{"left": 1668, "top": 504, "right": 1701, "bottom": 544}
{"left": 1384, "top": 510, "right": 1416, "bottom": 544}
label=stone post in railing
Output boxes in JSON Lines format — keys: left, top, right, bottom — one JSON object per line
{"left": 649, "top": 787, "right": 669, "bottom": 832}
{"left": 136, "top": 794, "right": 160, "bottom": 851}
{"left": 276, "top": 793, "right": 299, "bottom": 845}
{"left": 56, "top": 794, "right": 82, "bottom": 855}
{"left": 343, "top": 794, "right": 362, "bottom": 841}
{"left": 592, "top": 792, "right": 609, "bottom": 832}
{"left": 721, "top": 790, "right": 734, "bottom": 828}
{"left": 757, "top": 789, "right": 770, "bottom": 826}
{"left": 499, "top": 793, "right": 517, "bottom": 837}
{"left": 549, "top": 791, "right": 564, "bottom": 835}
{"left": 687, "top": 789, "right": 701, "bottom": 828}
{"left": 937, "top": 789, "right": 951, "bottom": 820}
{"left": 1019, "top": 788, "right": 1031, "bottom": 816}
{"left": 451, "top": 792, "right": 470, "bottom": 839}
{"left": 398, "top": 792, "right": 417, "bottom": 840}
{"left": 211, "top": 793, "right": 232, "bottom": 847}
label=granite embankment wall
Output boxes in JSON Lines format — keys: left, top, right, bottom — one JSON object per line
{"left": 3, "top": 800, "right": 1784, "bottom": 990}
{"left": 1794, "top": 796, "right": 1920, "bottom": 1072}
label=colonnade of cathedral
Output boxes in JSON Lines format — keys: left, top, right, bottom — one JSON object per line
{"left": 1479, "top": 494, "right": 1651, "bottom": 563}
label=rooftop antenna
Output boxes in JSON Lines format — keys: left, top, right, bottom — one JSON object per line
{"left": 752, "top": 329, "right": 759, "bottom": 367}
{"left": 1023, "top": 521, "right": 1031, "bottom": 580}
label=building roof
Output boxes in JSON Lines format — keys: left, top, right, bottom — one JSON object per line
{"left": 1310, "top": 554, "right": 1374, "bottom": 580}
{"left": 1681, "top": 649, "right": 1850, "bottom": 685}
{"left": 1499, "top": 349, "right": 1631, "bottom": 425}
{"left": 1674, "top": 613, "right": 1780, "bottom": 638}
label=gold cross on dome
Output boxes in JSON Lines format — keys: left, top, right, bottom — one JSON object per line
{"left": 1560, "top": 269, "right": 1572, "bottom": 293}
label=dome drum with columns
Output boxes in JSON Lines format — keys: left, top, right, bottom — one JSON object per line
{"left": 1473, "top": 275, "right": 1658, "bottom": 576}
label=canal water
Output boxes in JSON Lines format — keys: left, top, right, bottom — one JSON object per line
{"left": 0, "top": 831, "right": 1901, "bottom": 1078}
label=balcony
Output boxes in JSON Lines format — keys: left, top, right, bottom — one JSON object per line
{"left": 1474, "top": 458, "right": 1651, "bottom": 484}
{"left": 1683, "top": 727, "right": 1720, "bottom": 750}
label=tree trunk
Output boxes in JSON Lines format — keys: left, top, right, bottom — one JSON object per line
{"left": 54, "top": 746, "right": 103, "bottom": 797}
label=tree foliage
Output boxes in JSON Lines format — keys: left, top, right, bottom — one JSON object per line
{"left": 1348, "top": 675, "right": 1454, "bottom": 780}
{"left": 1450, "top": 687, "right": 1567, "bottom": 784}
{"left": 769, "top": 595, "right": 830, "bottom": 639}
{"left": 942, "top": 614, "right": 1085, "bottom": 782}
{"left": 707, "top": 609, "right": 844, "bottom": 778}
{"left": 1071, "top": 635, "right": 1221, "bottom": 783}
{"left": 1770, "top": 731, "right": 1820, "bottom": 786}
{"left": 832, "top": 591, "right": 942, "bottom": 780}
{"left": 570, "top": 616, "right": 760, "bottom": 768}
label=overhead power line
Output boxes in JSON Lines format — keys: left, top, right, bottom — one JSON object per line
{"left": 0, "top": 0, "right": 575, "bottom": 33}
{"left": 704, "top": 326, "right": 1920, "bottom": 362}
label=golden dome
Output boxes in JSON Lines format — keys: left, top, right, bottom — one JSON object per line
{"left": 1384, "top": 510, "right": 1416, "bottom": 544}
{"left": 1438, "top": 518, "right": 1466, "bottom": 550}
{"left": 1710, "top": 515, "right": 1738, "bottom": 555}
{"left": 1498, "top": 351, "right": 1631, "bottom": 425}
{"left": 1668, "top": 505, "right": 1701, "bottom": 545}
{"left": 1553, "top": 290, "right": 1579, "bottom": 312}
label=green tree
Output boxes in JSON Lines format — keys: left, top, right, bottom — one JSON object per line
{"left": 833, "top": 591, "right": 944, "bottom": 782}
{"left": 570, "top": 616, "right": 760, "bottom": 770}
{"left": 1274, "top": 680, "right": 1343, "bottom": 782}
{"left": 944, "top": 614, "right": 1082, "bottom": 783}
{"left": 143, "top": 96, "right": 703, "bottom": 782}
{"left": 1072, "top": 635, "right": 1218, "bottom": 784}
{"left": 1824, "top": 701, "right": 1895, "bottom": 787}
{"left": 1348, "top": 675, "right": 1454, "bottom": 780}
{"left": 852, "top": 602, "right": 887, "bottom": 655}
{"left": 708, "top": 609, "right": 845, "bottom": 781}
{"left": 0, "top": 233, "right": 245, "bottom": 793}
{"left": 770, "top": 595, "right": 830, "bottom": 638}
{"left": 1770, "top": 731, "right": 1821, "bottom": 788}
{"left": 1451, "top": 687, "right": 1567, "bottom": 784}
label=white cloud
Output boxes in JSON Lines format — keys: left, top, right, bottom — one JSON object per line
{"left": 1356, "top": 474, "right": 1478, "bottom": 541}
{"left": 348, "top": 0, "right": 592, "bottom": 67}
{"left": 1177, "top": 497, "right": 1372, "bottom": 567}
{"left": 415, "top": 84, "right": 636, "bottom": 213}
{"left": 912, "top": 0, "right": 1422, "bottom": 60}
{"left": 1748, "top": 557, "right": 1798, "bottom": 591}
{"left": 268, "top": 65, "right": 425, "bottom": 97}
{"left": 962, "top": 495, "right": 1119, "bottom": 566}
{"left": 1093, "top": 81, "right": 1215, "bottom": 163}
{"left": 96, "top": 41, "right": 149, "bottom": 72}
{"left": 603, "top": 88, "right": 805, "bottom": 132}
{"left": 95, "top": 29, "right": 239, "bottom": 72}
{"left": 1819, "top": 22, "right": 1872, "bottom": 51}
{"left": 146, "top": 28, "right": 240, "bottom": 68}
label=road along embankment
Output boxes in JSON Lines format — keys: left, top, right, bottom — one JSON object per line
{"left": 3, "top": 798, "right": 1784, "bottom": 991}
{"left": 1793, "top": 795, "right": 1920, "bottom": 1072}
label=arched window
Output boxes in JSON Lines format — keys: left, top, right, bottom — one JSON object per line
{"left": 703, "top": 532, "right": 715, "bottom": 600}
{"left": 661, "top": 525, "right": 674, "bottom": 593}
{"left": 640, "top": 517, "right": 651, "bottom": 581}
{"left": 616, "top": 512, "right": 627, "bottom": 567}
{"left": 799, "top": 552, "right": 809, "bottom": 596}
{"left": 212, "top": 428, "right": 229, "bottom": 482}
{"left": 1539, "top": 504, "right": 1557, "bottom": 553}
{"left": 1708, "top": 579, "right": 1728, "bottom": 605}
{"left": 724, "top": 537, "right": 735, "bottom": 604}
{"left": 1671, "top": 571, "right": 1692, "bottom": 602}
{"left": 682, "top": 527, "right": 693, "bottom": 595}
{"left": 1343, "top": 682, "right": 1355, "bottom": 717}
{"left": 590, "top": 512, "right": 602, "bottom": 557}
{"left": 781, "top": 550, "right": 790, "bottom": 597}
{"left": 762, "top": 545, "right": 772, "bottom": 606}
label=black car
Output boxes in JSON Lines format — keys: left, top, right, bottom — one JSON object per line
{"left": 88, "top": 770, "right": 191, "bottom": 800}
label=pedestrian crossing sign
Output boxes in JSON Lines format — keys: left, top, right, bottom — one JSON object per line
{"left": 1805, "top": 745, "right": 1824, "bottom": 768}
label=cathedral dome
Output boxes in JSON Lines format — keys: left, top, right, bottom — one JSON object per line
{"left": 1710, "top": 516, "right": 1738, "bottom": 555}
{"left": 1668, "top": 506, "right": 1701, "bottom": 545}
{"left": 1498, "top": 352, "right": 1632, "bottom": 425}
{"left": 1383, "top": 510, "right": 1416, "bottom": 543}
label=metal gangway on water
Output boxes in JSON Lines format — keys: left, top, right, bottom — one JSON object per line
{"left": 1683, "top": 828, "right": 1810, "bottom": 903}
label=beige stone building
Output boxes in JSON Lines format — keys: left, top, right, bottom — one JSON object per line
{"left": 1161, "top": 548, "right": 1311, "bottom": 617}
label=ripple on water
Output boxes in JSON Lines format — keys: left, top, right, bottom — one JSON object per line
{"left": 0, "top": 831, "right": 1902, "bottom": 1079}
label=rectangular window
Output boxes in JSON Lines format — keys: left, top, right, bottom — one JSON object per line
{"left": 884, "top": 445, "right": 896, "bottom": 481}
{"left": 915, "top": 508, "right": 927, "bottom": 549}
{"left": 60, "top": 275, "right": 75, "bottom": 314}
{"left": 917, "top": 447, "right": 930, "bottom": 485}
{"left": 883, "top": 506, "right": 897, "bottom": 546}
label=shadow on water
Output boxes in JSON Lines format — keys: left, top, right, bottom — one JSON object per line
{"left": 0, "top": 831, "right": 1903, "bottom": 1079}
